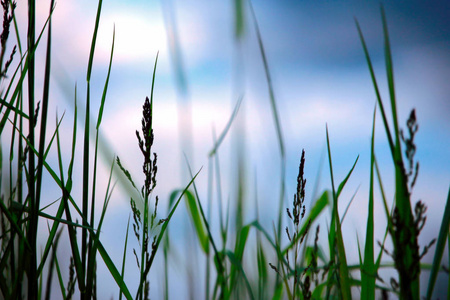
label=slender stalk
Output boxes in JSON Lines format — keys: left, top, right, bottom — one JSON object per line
{"left": 26, "top": 0, "right": 37, "bottom": 298}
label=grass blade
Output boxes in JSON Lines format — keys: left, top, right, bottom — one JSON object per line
{"left": 209, "top": 95, "right": 244, "bottom": 157}
{"left": 119, "top": 215, "right": 131, "bottom": 300}
{"left": 248, "top": 1, "right": 286, "bottom": 247}
{"left": 354, "top": 18, "right": 394, "bottom": 155}
{"left": 426, "top": 187, "right": 450, "bottom": 299}
{"left": 361, "top": 107, "right": 377, "bottom": 300}
{"left": 326, "top": 125, "right": 352, "bottom": 300}
{"left": 96, "top": 25, "right": 115, "bottom": 129}
{"left": 96, "top": 239, "right": 133, "bottom": 300}
{"left": 136, "top": 169, "right": 202, "bottom": 297}
{"left": 185, "top": 189, "right": 209, "bottom": 254}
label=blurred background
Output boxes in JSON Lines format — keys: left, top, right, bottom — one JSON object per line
{"left": 6, "top": 0, "right": 450, "bottom": 298}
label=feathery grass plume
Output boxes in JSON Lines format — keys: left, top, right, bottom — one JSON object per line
{"left": 118, "top": 95, "right": 162, "bottom": 300}
{"left": 0, "top": 0, "right": 16, "bottom": 80}
{"left": 67, "top": 257, "right": 76, "bottom": 299}
{"left": 400, "top": 109, "right": 419, "bottom": 191}
{"left": 273, "top": 149, "right": 311, "bottom": 299}
{"left": 136, "top": 96, "right": 159, "bottom": 299}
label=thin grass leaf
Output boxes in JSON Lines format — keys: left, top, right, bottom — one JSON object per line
{"left": 81, "top": 2, "right": 104, "bottom": 288}
{"left": 229, "top": 224, "right": 251, "bottom": 293}
{"left": 36, "top": 113, "right": 69, "bottom": 276}
{"left": 426, "top": 187, "right": 450, "bottom": 300}
{"left": 86, "top": 0, "right": 103, "bottom": 82}
{"left": 149, "top": 51, "right": 159, "bottom": 105}
{"left": 136, "top": 169, "right": 202, "bottom": 297}
{"left": 361, "top": 106, "right": 377, "bottom": 300}
{"left": 1, "top": 4, "right": 53, "bottom": 132}
{"left": 0, "top": 97, "right": 28, "bottom": 119}
{"left": 271, "top": 223, "right": 293, "bottom": 300}
{"left": 36, "top": 0, "right": 55, "bottom": 221}
{"left": 185, "top": 189, "right": 209, "bottom": 254}
{"left": 226, "top": 250, "right": 255, "bottom": 300}
{"left": 374, "top": 157, "right": 394, "bottom": 234}
{"left": 340, "top": 185, "right": 360, "bottom": 224}
{"left": 53, "top": 242, "right": 67, "bottom": 299}
{"left": 248, "top": 1, "right": 286, "bottom": 250}
{"left": 184, "top": 156, "right": 223, "bottom": 266}
{"left": 282, "top": 190, "right": 329, "bottom": 255}
{"left": 86, "top": 158, "right": 116, "bottom": 298}
{"left": 326, "top": 125, "right": 352, "bottom": 300}
{"left": 0, "top": 199, "right": 30, "bottom": 249}
{"left": 54, "top": 114, "right": 86, "bottom": 293}
{"left": 119, "top": 215, "right": 131, "bottom": 300}
{"left": 336, "top": 155, "right": 359, "bottom": 199}
{"left": 44, "top": 225, "right": 61, "bottom": 300}
{"left": 234, "top": 0, "right": 245, "bottom": 39}
{"left": 208, "top": 95, "right": 244, "bottom": 157}
{"left": 354, "top": 18, "right": 394, "bottom": 155}
{"left": 96, "top": 239, "right": 133, "bottom": 300}
{"left": 96, "top": 25, "right": 115, "bottom": 129}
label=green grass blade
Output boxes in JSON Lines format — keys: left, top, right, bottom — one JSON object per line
{"left": 87, "top": 158, "right": 116, "bottom": 298}
{"left": 248, "top": 1, "right": 286, "bottom": 246}
{"left": 340, "top": 185, "right": 360, "bottom": 224}
{"left": 149, "top": 51, "right": 159, "bottom": 106}
{"left": 226, "top": 249, "right": 255, "bottom": 300}
{"left": 119, "top": 215, "right": 131, "bottom": 300}
{"left": 54, "top": 113, "right": 86, "bottom": 292}
{"left": 248, "top": 2, "right": 284, "bottom": 157}
{"left": 426, "top": 187, "right": 450, "bottom": 299}
{"left": 336, "top": 155, "right": 359, "bottom": 199}
{"left": 96, "top": 25, "right": 115, "bottom": 129}
{"left": 35, "top": 4, "right": 55, "bottom": 268}
{"left": 136, "top": 169, "right": 202, "bottom": 297}
{"left": 229, "top": 224, "right": 251, "bottom": 293}
{"left": 26, "top": 0, "right": 37, "bottom": 290}
{"left": 326, "top": 125, "right": 352, "bottom": 300}
{"left": 374, "top": 157, "right": 394, "bottom": 234}
{"left": 86, "top": 0, "right": 103, "bottom": 82}
{"left": 184, "top": 156, "right": 223, "bottom": 261}
{"left": 354, "top": 18, "right": 394, "bottom": 155}
{"left": 208, "top": 95, "right": 244, "bottom": 157}
{"left": 1, "top": 6, "right": 53, "bottom": 133}
{"left": 185, "top": 189, "right": 209, "bottom": 253}
{"left": 96, "top": 240, "right": 133, "bottom": 300}
{"left": 234, "top": 0, "right": 245, "bottom": 39}
{"left": 361, "top": 107, "right": 377, "bottom": 300}
{"left": 0, "top": 199, "right": 30, "bottom": 250}
{"left": 381, "top": 7, "right": 418, "bottom": 298}
{"left": 44, "top": 225, "right": 61, "bottom": 300}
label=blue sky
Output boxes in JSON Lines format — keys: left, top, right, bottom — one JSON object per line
{"left": 5, "top": 0, "right": 450, "bottom": 298}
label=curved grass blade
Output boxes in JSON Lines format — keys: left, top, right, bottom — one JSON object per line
{"left": 119, "top": 215, "right": 131, "bottom": 300}
{"left": 282, "top": 190, "right": 329, "bottom": 255}
{"left": 234, "top": 0, "right": 245, "bottom": 39}
{"left": 354, "top": 18, "right": 394, "bottom": 155}
{"left": 229, "top": 224, "right": 251, "bottom": 294}
{"left": 185, "top": 189, "right": 209, "bottom": 254}
{"left": 226, "top": 250, "right": 255, "bottom": 300}
{"left": 326, "top": 125, "right": 352, "bottom": 300}
{"left": 340, "top": 185, "right": 360, "bottom": 224}
{"left": 96, "top": 239, "right": 133, "bottom": 300}
{"left": 361, "top": 107, "right": 377, "bottom": 300}
{"left": 426, "top": 187, "right": 450, "bottom": 299}
{"left": 248, "top": 1, "right": 286, "bottom": 247}
{"left": 136, "top": 168, "right": 202, "bottom": 298}
{"left": 208, "top": 95, "right": 244, "bottom": 157}
{"left": 96, "top": 25, "right": 115, "bottom": 129}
